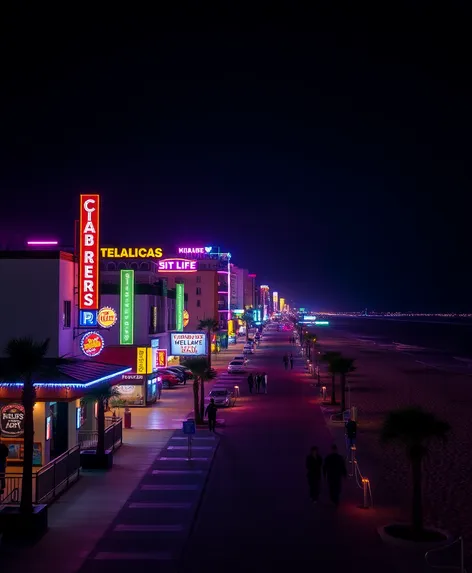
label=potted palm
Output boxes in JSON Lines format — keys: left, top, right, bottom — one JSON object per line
{"left": 0, "top": 338, "right": 52, "bottom": 540}
{"left": 182, "top": 357, "right": 217, "bottom": 424}
{"left": 197, "top": 318, "right": 219, "bottom": 368}
{"left": 80, "top": 384, "right": 121, "bottom": 470}
{"left": 380, "top": 406, "right": 451, "bottom": 544}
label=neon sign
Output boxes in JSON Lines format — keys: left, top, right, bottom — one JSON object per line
{"left": 176, "top": 283, "right": 184, "bottom": 332}
{"left": 80, "top": 331, "right": 105, "bottom": 357}
{"left": 97, "top": 306, "right": 118, "bottom": 328}
{"left": 178, "top": 247, "right": 206, "bottom": 254}
{"left": 100, "top": 247, "right": 163, "bottom": 259}
{"left": 158, "top": 258, "right": 197, "bottom": 272}
{"left": 120, "top": 270, "right": 135, "bottom": 344}
{"left": 79, "top": 194, "right": 100, "bottom": 309}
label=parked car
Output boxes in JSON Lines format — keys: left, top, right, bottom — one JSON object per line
{"left": 166, "top": 366, "right": 192, "bottom": 383}
{"left": 160, "top": 373, "right": 181, "bottom": 388}
{"left": 161, "top": 368, "right": 185, "bottom": 383}
{"left": 207, "top": 389, "right": 235, "bottom": 408}
{"left": 243, "top": 344, "right": 254, "bottom": 354}
{"left": 227, "top": 360, "right": 246, "bottom": 373}
{"left": 233, "top": 354, "right": 248, "bottom": 365}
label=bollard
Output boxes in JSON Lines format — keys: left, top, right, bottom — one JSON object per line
{"left": 234, "top": 385, "right": 240, "bottom": 397}
{"left": 321, "top": 386, "right": 327, "bottom": 401}
{"left": 124, "top": 407, "right": 132, "bottom": 429}
{"left": 362, "top": 478, "right": 370, "bottom": 509}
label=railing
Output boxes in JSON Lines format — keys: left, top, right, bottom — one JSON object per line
{"left": 425, "top": 537, "right": 466, "bottom": 573}
{"left": 0, "top": 444, "right": 81, "bottom": 506}
{"left": 78, "top": 417, "right": 123, "bottom": 452}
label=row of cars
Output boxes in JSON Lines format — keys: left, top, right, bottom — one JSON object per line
{"left": 157, "top": 365, "right": 193, "bottom": 388}
{"left": 227, "top": 331, "right": 263, "bottom": 373}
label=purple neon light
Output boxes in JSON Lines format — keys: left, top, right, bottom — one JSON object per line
{"left": 27, "top": 241, "right": 59, "bottom": 246}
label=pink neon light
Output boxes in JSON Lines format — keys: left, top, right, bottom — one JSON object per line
{"left": 217, "top": 270, "right": 228, "bottom": 274}
{"left": 27, "top": 241, "right": 59, "bottom": 246}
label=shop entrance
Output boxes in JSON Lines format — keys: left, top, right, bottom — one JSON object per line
{"left": 49, "top": 402, "right": 69, "bottom": 459}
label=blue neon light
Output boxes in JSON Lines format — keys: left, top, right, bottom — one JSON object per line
{"left": 0, "top": 367, "right": 132, "bottom": 389}
{"left": 79, "top": 310, "right": 98, "bottom": 327}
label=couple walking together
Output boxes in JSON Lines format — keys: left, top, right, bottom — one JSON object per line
{"left": 248, "top": 372, "right": 267, "bottom": 394}
{"left": 306, "top": 445, "right": 347, "bottom": 506}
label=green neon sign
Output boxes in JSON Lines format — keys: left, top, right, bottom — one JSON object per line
{"left": 120, "top": 269, "right": 135, "bottom": 344}
{"left": 176, "top": 283, "right": 184, "bottom": 331}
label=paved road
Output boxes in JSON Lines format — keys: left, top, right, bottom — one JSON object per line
{"left": 180, "top": 329, "right": 416, "bottom": 572}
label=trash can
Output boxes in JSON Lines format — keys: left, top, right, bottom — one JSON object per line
{"left": 124, "top": 408, "right": 132, "bottom": 429}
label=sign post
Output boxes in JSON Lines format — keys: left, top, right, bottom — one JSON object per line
{"left": 182, "top": 419, "right": 196, "bottom": 460}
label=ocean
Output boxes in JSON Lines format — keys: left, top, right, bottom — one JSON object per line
{"left": 326, "top": 317, "right": 472, "bottom": 373}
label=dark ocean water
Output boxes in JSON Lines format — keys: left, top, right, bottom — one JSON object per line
{"left": 329, "top": 317, "right": 472, "bottom": 359}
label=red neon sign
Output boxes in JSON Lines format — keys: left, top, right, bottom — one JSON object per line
{"left": 157, "top": 350, "right": 167, "bottom": 368}
{"left": 79, "top": 194, "right": 100, "bottom": 309}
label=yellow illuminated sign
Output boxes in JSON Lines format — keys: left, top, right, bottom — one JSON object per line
{"left": 279, "top": 297, "right": 285, "bottom": 312}
{"left": 101, "top": 247, "right": 163, "bottom": 259}
{"left": 136, "top": 347, "right": 147, "bottom": 374}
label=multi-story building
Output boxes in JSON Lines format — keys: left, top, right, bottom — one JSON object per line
{"left": 0, "top": 250, "right": 131, "bottom": 464}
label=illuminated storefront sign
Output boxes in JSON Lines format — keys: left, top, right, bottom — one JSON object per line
{"left": 171, "top": 333, "right": 207, "bottom": 356}
{"left": 80, "top": 331, "right": 105, "bottom": 357}
{"left": 183, "top": 310, "right": 189, "bottom": 328}
{"left": 273, "top": 291, "right": 278, "bottom": 311}
{"left": 233, "top": 309, "right": 244, "bottom": 315}
{"left": 176, "top": 283, "right": 184, "bottom": 332}
{"left": 120, "top": 269, "right": 135, "bottom": 345}
{"left": 158, "top": 258, "right": 197, "bottom": 272}
{"left": 157, "top": 349, "right": 167, "bottom": 368}
{"left": 178, "top": 247, "right": 210, "bottom": 254}
{"left": 100, "top": 247, "right": 163, "bottom": 259}
{"left": 97, "top": 306, "right": 118, "bottom": 328}
{"left": 79, "top": 194, "right": 100, "bottom": 310}
{"left": 279, "top": 297, "right": 285, "bottom": 312}
{"left": 0, "top": 404, "right": 25, "bottom": 436}
{"left": 136, "top": 347, "right": 148, "bottom": 374}
{"left": 79, "top": 309, "right": 98, "bottom": 327}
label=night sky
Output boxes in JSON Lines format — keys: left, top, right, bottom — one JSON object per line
{"left": 1, "top": 5, "right": 470, "bottom": 312}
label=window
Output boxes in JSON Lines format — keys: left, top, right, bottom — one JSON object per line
{"left": 63, "top": 300, "right": 72, "bottom": 328}
{"left": 196, "top": 275, "right": 201, "bottom": 283}
{"left": 196, "top": 287, "right": 202, "bottom": 295}
{"left": 197, "top": 300, "right": 201, "bottom": 307}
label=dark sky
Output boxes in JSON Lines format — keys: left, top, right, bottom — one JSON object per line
{"left": 1, "top": 4, "right": 470, "bottom": 312}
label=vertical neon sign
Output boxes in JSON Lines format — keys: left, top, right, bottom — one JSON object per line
{"left": 176, "top": 283, "right": 184, "bottom": 331}
{"left": 79, "top": 194, "right": 100, "bottom": 310}
{"left": 279, "top": 297, "right": 285, "bottom": 312}
{"left": 273, "top": 291, "right": 278, "bottom": 313}
{"left": 120, "top": 269, "right": 134, "bottom": 344}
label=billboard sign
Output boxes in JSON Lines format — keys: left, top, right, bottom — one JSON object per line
{"left": 79, "top": 194, "right": 100, "bottom": 310}
{"left": 175, "top": 283, "right": 184, "bottom": 331}
{"left": 120, "top": 269, "right": 135, "bottom": 344}
{"left": 170, "top": 333, "right": 207, "bottom": 356}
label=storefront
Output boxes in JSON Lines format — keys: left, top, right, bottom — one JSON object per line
{"left": 115, "top": 372, "right": 161, "bottom": 407}
{"left": 0, "top": 362, "right": 131, "bottom": 466}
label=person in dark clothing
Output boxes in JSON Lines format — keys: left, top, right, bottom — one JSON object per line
{"left": 205, "top": 398, "right": 218, "bottom": 432}
{"left": 260, "top": 372, "right": 266, "bottom": 394}
{"left": 256, "top": 374, "right": 261, "bottom": 393}
{"left": 290, "top": 353, "right": 294, "bottom": 369}
{"left": 0, "top": 440, "right": 9, "bottom": 493}
{"left": 306, "top": 446, "right": 323, "bottom": 503}
{"left": 283, "top": 354, "right": 289, "bottom": 370}
{"left": 323, "top": 444, "right": 347, "bottom": 506}
{"left": 248, "top": 373, "right": 254, "bottom": 394}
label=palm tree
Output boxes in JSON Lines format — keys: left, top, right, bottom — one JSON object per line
{"left": 81, "top": 384, "right": 121, "bottom": 457}
{"left": 1, "top": 338, "right": 49, "bottom": 514}
{"left": 197, "top": 318, "right": 219, "bottom": 367}
{"left": 241, "top": 311, "right": 253, "bottom": 341}
{"left": 321, "top": 351, "right": 341, "bottom": 404}
{"left": 332, "top": 357, "right": 356, "bottom": 413}
{"left": 381, "top": 407, "right": 450, "bottom": 537}
{"left": 182, "top": 357, "right": 217, "bottom": 424}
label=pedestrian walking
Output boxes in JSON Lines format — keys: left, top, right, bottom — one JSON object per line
{"left": 306, "top": 446, "right": 323, "bottom": 503}
{"left": 260, "top": 372, "right": 266, "bottom": 393}
{"left": 283, "top": 354, "right": 289, "bottom": 370}
{"left": 0, "top": 439, "right": 8, "bottom": 494}
{"left": 256, "top": 373, "right": 261, "bottom": 394}
{"left": 323, "top": 445, "right": 347, "bottom": 506}
{"left": 205, "top": 398, "right": 218, "bottom": 432}
{"left": 248, "top": 373, "right": 254, "bottom": 394}
{"left": 264, "top": 372, "right": 268, "bottom": 393}
{"left": 290, "top": 353, "right": 293, "bottom": 369}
